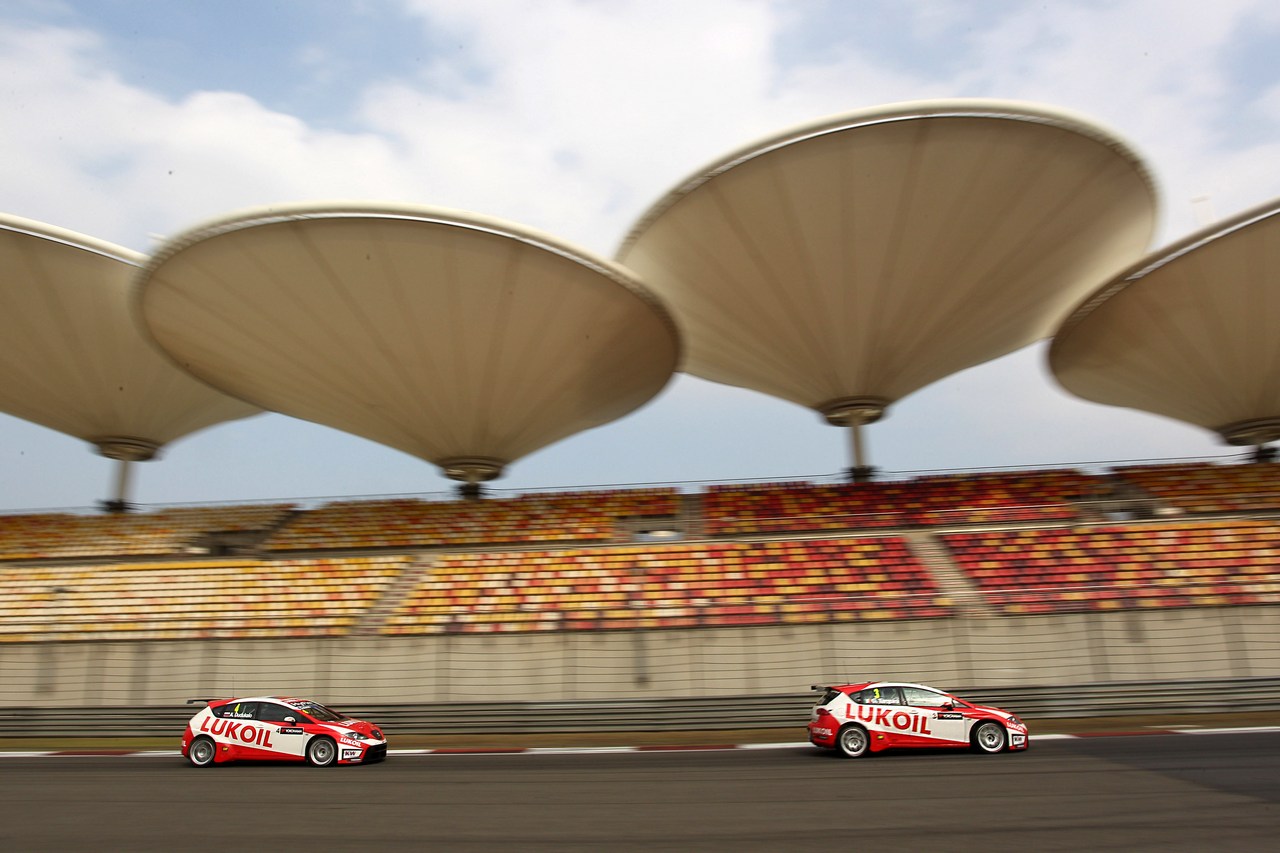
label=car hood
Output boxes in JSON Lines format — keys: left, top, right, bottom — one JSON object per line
{"left": 969, "top": 703, "right": 1023, "bottom": 725}
{"left": 336, "top": 718, "right": 381, "bottom": 738}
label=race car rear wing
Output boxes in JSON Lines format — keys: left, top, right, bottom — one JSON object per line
{"left": 185, "top": 698, "right": 222, "bottom": 706}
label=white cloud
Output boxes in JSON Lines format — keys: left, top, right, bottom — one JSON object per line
{"left": 953, "top": 1, "right": 1280, "bottom": 238}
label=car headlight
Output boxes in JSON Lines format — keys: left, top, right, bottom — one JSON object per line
{"left": 345, "top": 731, "right": 368, "bottom": 740}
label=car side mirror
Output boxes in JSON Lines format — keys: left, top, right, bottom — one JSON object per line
{"left": 941, "top": 702, "right": 954, "bottom": 711}
{"left": 283, "top": 716, "right": 296, "bottom": 723}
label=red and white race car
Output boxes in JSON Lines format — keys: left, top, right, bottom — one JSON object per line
{"left": 808, "top": 681, "right": 1029, "bottom": 758}
{"left": 182, "top": 696, "right": 387, "bottom": 767}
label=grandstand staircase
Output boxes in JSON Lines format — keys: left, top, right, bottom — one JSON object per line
{"left": 902, "top": 531, "right": 995, "bottom": 619}
{"left": 353, "top": 554, "right": 436, "bottom": 635}
{"left": 678, "top": 493, "right": 704, "bottom": 539}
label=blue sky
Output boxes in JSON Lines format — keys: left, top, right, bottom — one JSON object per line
{"left": 2, "top": 0, "right": 1279, "bottom": 511}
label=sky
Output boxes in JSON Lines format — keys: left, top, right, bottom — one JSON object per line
{"left": 1, "top": 0, "right": 1279, "bottom": 512}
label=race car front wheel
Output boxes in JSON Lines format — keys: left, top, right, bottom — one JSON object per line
{"left": 306, "top": 736, "right": 337, "bottom": 767}
{"left": 188, "top": 736, "right": 216, "bottom": 768}
{"left": 837, "top": 724, "right": 869, "bottom": 758}
{"left": 972, "top": 721, "right": 1007, "bottom": 754}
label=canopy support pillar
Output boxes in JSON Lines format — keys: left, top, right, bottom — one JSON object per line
{"left": 818, "top": 397, "right": 889, "bottom": 483}
{"left": 848, "top": 419, "right": 876, "bottom": 483}
{"left": 440, "top": 456, "right": 507, "bottom": 501}
{"left": 92, "top": 437, "right": 160, "bottom": 514}
{"left": 106, "top": 459, "right": 135, "bottom": 513}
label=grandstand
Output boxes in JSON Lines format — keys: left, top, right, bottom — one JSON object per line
{"left": 2, "top": 458, "right": 1278, "bottom": 708}
{"left": 2, "top": 460, "right": 1276, "bottom": 645}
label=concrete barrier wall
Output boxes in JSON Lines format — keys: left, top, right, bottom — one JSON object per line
{"left": 2, "top": 606, "right": 1277, "bottom": 707}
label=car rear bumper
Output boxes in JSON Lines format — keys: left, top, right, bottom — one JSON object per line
{"left": 807, "top": 721, "right": 838, "bottom": 748}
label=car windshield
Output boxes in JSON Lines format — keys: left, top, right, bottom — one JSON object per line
{"left": 291, "top": 701, "right": 345, "bottom": 722}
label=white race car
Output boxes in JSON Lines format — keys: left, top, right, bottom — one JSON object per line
{"left": 808, "top": 681, "right": 1029, "bottom": 758}
{"left": 182, "top": 696, "right": 387, "bottom": 767}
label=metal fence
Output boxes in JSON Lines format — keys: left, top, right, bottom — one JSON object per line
{"left": 3, "top": 676, "right": 1278, "bottom": 739}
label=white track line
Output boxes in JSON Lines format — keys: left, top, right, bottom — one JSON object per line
{"left": 1180, "top": 725, "right": 1280, "bottom": 735}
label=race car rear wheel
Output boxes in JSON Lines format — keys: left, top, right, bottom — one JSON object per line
{"left": 972, "top": 721, "right": 1007, "bottom": 754}
{"left": 836, "top": 724, "right": 870, "bottom": 758}
{"left": 306, "top": 736, "right": 337, "bottom": 767}
{"left": 188, "top": 736, "right": 216, "bottom": 768}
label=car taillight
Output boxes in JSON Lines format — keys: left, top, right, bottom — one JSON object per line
{"left": 816, "top": 708, "right": 831, "bottom": 717}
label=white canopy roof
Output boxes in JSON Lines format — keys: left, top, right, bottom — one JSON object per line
{"left": 617, "top": 99, "right": 1158, "bottom": 429}
{"left": 134, "top": 202, "right": 680, "bottom": 482}
{"left": 0, "top": 214, "right": 260, "bottom": 462}
{"left": 1051, "top": 197, "right": 1280, "bottom": 446}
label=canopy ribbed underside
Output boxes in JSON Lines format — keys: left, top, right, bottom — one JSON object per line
{"left": 136, "top": 204, "right": 679, "bottom": 474}
{"left": 1051, "top": 199, "right": 1280, "bottom": 444}
{"left": 0, "top": 216, "right": 259, "bottom": 454}
{"left": 617, "top": 101, "right": 1158, "bottom": 415}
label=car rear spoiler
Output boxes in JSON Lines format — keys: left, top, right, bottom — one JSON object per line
{"left": 185, "top": 698, "right": 222, "bottom": 706}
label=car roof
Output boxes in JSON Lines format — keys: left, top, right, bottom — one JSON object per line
{"left": 830, "top": 681, "right": 951, "bottom": 694}
{"left": 207, "top": 695, "right": 314, "bottom": 706}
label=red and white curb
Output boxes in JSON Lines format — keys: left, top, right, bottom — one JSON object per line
{"left": 3, "top": 726, "right": 1279, "bottom": 758}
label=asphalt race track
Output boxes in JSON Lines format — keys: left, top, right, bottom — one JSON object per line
{"left": 4, "top": 732, "right": 1279, "bottom": 852}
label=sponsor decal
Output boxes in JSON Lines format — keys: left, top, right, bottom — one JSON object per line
{"left": 811, "top": 726, "right": 833, "bottom": 739}
{"left": 339, "top": 736, "right": 363, "bottom": 747}
{"left": 843, "top": 703, "right": 934, "bottom": 735}
{"left": 934, "top": 713, "right": 964, "bottom": 720}
{"left": 1012, "top": 734, "right": 1026, "bottom": 744}
{"left": 278, "top": 727, "right": 305, "bottom": 735}
{"left": 342, "top": 749, "right": 361, "bottom": 760}
{"left": 199, "top": 716, "right": 275, "bottom": 748}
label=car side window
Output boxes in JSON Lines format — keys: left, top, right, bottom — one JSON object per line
{"left": 901, "top": 687, "right": 949, "bottom": 708}
{"left": 214, "top": 701, "right": 258, "bottom": 720}
{"left": 257, "top": 703, "right": 298, "bottom": 724}
{"left": 854, "top": 686, "right": 902, "bottom": 705}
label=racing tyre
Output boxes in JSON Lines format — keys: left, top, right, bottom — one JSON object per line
{"left": 188, "top": 736, "right": 216, "bottom": 768}
{"left": 306, "top": 736, "right": 337, "bottom": 767}
{"left": 972, "top": 721, "right": 1007, "bottom": 754}
{"left": 836, "top": 724, "right": 870, "bottom": 759}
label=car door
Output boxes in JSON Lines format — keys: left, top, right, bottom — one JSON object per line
{"left": 900, "top": 686, "right": 967, "bottom": 746}
{"left": 203, "top": 701, "right": 264, "bottom": 758}
{"left": 848, "top": 685, "right": 912, "bottom": 747}
{"left": 256, "top": 701, "right": 310, "bottom": 760}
